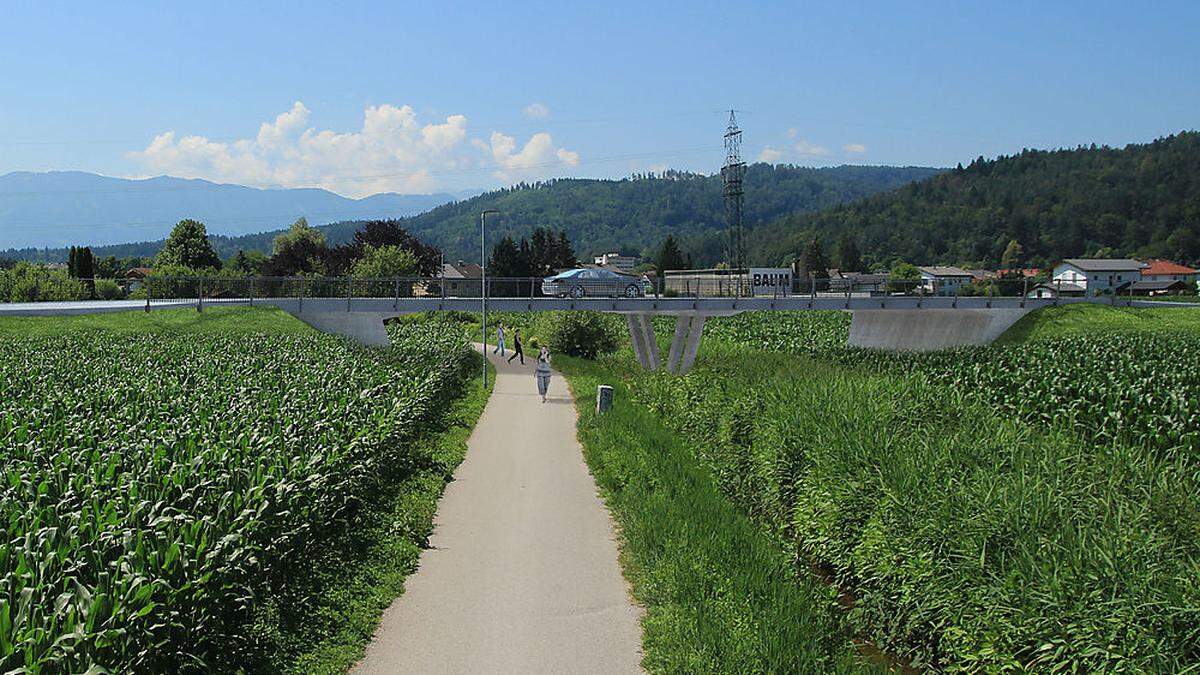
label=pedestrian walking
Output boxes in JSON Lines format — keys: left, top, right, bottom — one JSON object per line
{"left": 493, "top": 322, "right": 506, "bottom": 356}
{"left": 535, "top": 346, "right": 552, "bottom": 402}
{"left": 507, "top": 329, "right": 525, "bottom": 365}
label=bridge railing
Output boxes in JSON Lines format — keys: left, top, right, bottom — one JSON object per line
{"left": 0, "top": 273, "right": 1147, "bottom": 305}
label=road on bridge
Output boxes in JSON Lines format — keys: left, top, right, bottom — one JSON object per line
{"left": 353, "top": 346, "right": 643, "bottom": 674}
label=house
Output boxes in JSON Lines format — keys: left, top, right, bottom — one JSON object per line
{"left": 917, "top": 266, "right": 974, "bottom": 295}
{"left": 1130, "top": 279, "right": 1192, "bottom": 296}
{"left": 1052, "top": 259, "right": 1142, "bottom": 295}
{"left": 966, "top": 269, "right": 996, "bottom": 282}
{"left": 1025, "top": 281, "right": 1085, "bottom": 299}
{"left": 1138, "top": 259, "right": 1198, "bottom": 288}
{"left": 439, "top": 261, "right": 482, "bottom": 296}
{"left": 126, "top": 267, "right": 153, "bottom": 279}
{"left": 593, "top": 252, "right": 639, "bottom": 272}
{"left": 828, "top": 271, "right": 889, "bottom": 294}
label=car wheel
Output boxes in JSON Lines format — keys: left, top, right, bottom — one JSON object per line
{"left": 571, "top": 285, "right": 585, "bottom": 299}
{"left": 624, "top": 284, "right": 640, "bottom": 298}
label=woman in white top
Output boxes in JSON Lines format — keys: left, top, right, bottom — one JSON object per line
{"left": 535, "top": 346, "right": 552, "bottom": 402}
{"left": 493, "top": 323, "right": 506, "bottom": 356}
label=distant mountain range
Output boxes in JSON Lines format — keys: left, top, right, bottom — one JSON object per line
{"left": 0, "top": 171, "right": 462, "bottom": 250}
{"left": 2, "top": 165, "right": 942, "bottom": 265}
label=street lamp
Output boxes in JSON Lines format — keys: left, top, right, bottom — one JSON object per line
{"left": 480, "top": 209, "right": 500, "bottom": 388}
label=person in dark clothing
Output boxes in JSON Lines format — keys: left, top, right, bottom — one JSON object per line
{"left": 507, "top": 329, "right": 525, "bottom": 365}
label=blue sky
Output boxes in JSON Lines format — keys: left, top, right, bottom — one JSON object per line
{"left": 2, "top": 1, "right": 1197, "bottom": 197}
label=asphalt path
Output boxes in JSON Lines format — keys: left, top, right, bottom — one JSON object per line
{"left": 353, "top": 345, "right": 642, "bottom": 674}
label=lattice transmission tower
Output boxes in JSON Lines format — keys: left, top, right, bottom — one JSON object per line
{"left": 722, "top": 110, "right": 746, "bottom": 286}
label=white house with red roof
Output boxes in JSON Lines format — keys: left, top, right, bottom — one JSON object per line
{"left": 1139, "top": 259, "right": 1198, "bottom": 287}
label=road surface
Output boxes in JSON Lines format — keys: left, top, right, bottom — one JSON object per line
{"left": 353, "top": 346, "right": 643, "bottom": 674}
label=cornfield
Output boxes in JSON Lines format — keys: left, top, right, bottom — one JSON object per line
{"left": 0, "top": 321, "right": 472, "bottom": 672}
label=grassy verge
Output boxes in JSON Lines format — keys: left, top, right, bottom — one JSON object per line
{"left": 268, "top": 355, "right": 494, "bottom": 673}
{"left": 0, "top": 305, "right": 311, "bottom": 336}
{"left": 556, "top": 354, "right": 868, "bottom": 674}
{"left": 996, "top": 302, "right": 1200, "bottom": 343}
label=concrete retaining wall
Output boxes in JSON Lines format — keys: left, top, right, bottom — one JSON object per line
{"left": 848, "top": 308, "right": 1031, "bottom": 351}
{"left": 290, "top": 311, "right": 392, "bottom": 346}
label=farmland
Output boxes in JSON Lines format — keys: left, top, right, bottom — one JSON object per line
{"left": 0, "top": 309, "right": 478, "bottom": 672}
{"left": 549, "top": 305, "right": 1200, "bottom": 671}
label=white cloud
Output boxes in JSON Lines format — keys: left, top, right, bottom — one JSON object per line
{"left": 793, "top": 139, "right": 830, "bottom": 156}
{"left": 523, "top": 102, "right": 550, "bottom": 119}
{"left": 757, "top": 146, "right": 784, "bottom": 163}
{"left": 128, "top": 101, "right": 578, "bottom": 196}
{"left": 786, "top": 128, "right": 798, "bottom": 139}
{"left": 843, "top": 143, "right": 867, "bottom": 154}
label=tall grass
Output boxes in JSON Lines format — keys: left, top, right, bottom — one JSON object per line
{"left": 622, "top": 344, "right": 1200, "bottom": 671}
{"left": 558, "top": 356, "right": 870, "bottom": 673}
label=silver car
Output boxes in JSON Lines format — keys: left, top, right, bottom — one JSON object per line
{"left": 542, "top": 268, "right": 651, "bottom": 298}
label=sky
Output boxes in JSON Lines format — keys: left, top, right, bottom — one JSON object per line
{"left": 1, "top": 0, "right": 1198, "bottom": 198}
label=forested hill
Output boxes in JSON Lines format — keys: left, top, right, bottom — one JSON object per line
{"left": 399, "top": 164, "right": 940, "bottom": 263}
{"left": 752, "top": 131, "right": 1200, "bottom": 269}
{"left": 4, "top": 164, "right": 939, "bottom": 264}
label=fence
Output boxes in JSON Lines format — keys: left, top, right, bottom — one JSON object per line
{"left": 0, "top": 274, "right": 1147, "bottom": 306}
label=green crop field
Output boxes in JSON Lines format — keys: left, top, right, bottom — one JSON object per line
{"left": 0, "top": 311, "right": 476, "bottom": 672}
{"left": 554, "top": 305, "right": 1200, "bottom": 671}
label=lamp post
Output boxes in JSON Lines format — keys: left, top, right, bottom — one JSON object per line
{"left": 480, "top": 209, "right": 500, "bottom": 388}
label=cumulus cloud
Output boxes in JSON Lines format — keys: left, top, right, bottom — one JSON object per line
{"left": 793, "top": 139, "right": 831, "bottom": 157}
{"left": 757, "top": 146, "right": 784, "bottom": 163}
{"left": 523, "top": 102, "right": 550, "bottom": 119}
{"left": 843, "top": 143, "right": 867, "bottom": 154}
{"left": 128, "top": 101, "right": 578, "bottom": 196}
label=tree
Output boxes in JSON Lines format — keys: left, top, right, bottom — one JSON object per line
{"left": 266, "top": 218, "right": 327, "bottom": 276}
{"left": 1000, "top": 239, "right": 1024, "bottom": 269}
{"left": 350, "top": 244, "right": 419, "bottom": 278}
{"left": 228, "top": 249, "right": 267, "bottom": 275}
{"left": 326, "top": 219, "right": 442, "bottom": 276}
{"left": 488, "top": 236, "right": 529, "bottom": 278}
{"left": 888, "top": 261, "right": 922, "bottom": 293}
{"left": 157, "top": 219, "right": 222, "bottom": 270}
{"left": 654, "top": 235, "right": 687, "bottom": 274}
{"left": 797, "top": 238, "right": 830, "bottom": 282}
{"left": 68, "top": 246, "right": 78, "bottom": 277}
{"left": 836, "top": 233, "right": 862, "bottom": 272}
{"left": 76, "top": 247, "right": 95, "bottom": 280}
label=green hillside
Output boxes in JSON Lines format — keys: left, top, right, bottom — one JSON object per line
{"left": 752, "top": 131, "right": 1200, "bottom": 269}
{"left": 5, "top": 164, "right": 938, "bottom": 266}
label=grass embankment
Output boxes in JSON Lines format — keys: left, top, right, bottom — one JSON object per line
{"left": 0, "top": 305, "right": 309, "bottom": 336}
{"left": 615, "top": 341, "right": 1200, "bottom": 672}
{"left": 0, "top": 308, "right": 492, "bottom": 672}
{"left": 557, "top": 354, "right": 869, "bottom": 673}
{"left": 996, "top": 302, "right": 1200, "bottom": 343}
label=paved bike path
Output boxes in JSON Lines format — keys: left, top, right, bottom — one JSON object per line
{"left": 353, "top": 345, "right": 642, "bottom": 674}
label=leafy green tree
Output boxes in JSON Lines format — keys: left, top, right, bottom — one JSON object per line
{"left": 266, "top": 218, "right": 327, "bottom": 276}
{"left": 488, "top": 236, "right": 529, "bottom": 278}
{"left": 654, "top": 234, "right": 687, "bottom": 273}
{"left": 228, "top": 249, "right": 267, "bottom": 275}
{"left": 68, "top": 246, "right": 78, "bottom": 277}
{"left": 157, "top": 219, "right": 222, "bottom": 270}
{"left": 76, "top": 247, "right": 95, "bottom": 279}
{"left": 888, "top": 261, "right": 922, "bottom": 293}
{"left": 1000, "top": 239, "right": 1024, "bottom": 269}
{"left": 351, "top": 244, "right": 419, "bottom": 278}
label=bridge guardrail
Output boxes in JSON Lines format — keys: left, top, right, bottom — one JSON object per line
{"left": 0, "top": 273, "right": 1156, "bottom": 306}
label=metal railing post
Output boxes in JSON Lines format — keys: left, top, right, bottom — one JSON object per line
{"left": 299, "top": 278, "right": 305, "bottom": 313}
{"left": 145, "top": 279, "right": 150, "bottom": 312}
{"left": 346, "top": 276, "right": 353, "bottom": 312}
{"left": 1055, "top": 278, "right": 1061, "bottom": 306}
{"left": 394, "top": 276, "right": 401, "bottom": 310}
{"left": 197, "top": 277, "right": 203, "bottom": 312}
{"left": 1021, "top": 276, "right": 1028, "bottom": 308}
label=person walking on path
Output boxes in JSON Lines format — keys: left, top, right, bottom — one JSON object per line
{"left": 507, "top": 329, "right": 525, "bottom": 365}
{"left": 535, "top": 346, "right": 552, "bottom": 402}
{"left": 493, "top": 322, "right": 506, "bottom": 356}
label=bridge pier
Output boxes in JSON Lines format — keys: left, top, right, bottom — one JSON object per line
{"left": 626, "top": 314, "right": 660, "bottom": 370}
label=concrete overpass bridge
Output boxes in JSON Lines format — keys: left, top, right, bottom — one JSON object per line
{"left": 0, "top": 275, "right": 1178, "bottom": 374}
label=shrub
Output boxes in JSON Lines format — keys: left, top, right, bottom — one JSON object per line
{"left": 95, "top": 278, "right": 124, "bottom": 300}
{"left": 533, "top": 311, "right": 621, "bottom": 358}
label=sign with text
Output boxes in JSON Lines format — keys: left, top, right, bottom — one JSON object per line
{"left": 749, "top": 268, "right": 792, "bottom": 296}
